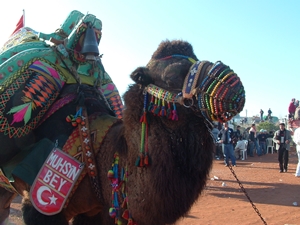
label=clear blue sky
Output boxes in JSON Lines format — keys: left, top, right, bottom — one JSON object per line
{"left": 0, "top": 0, "right": 299, "bottom": 119}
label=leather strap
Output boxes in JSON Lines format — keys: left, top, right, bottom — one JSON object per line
{"left": 77, "top": 106, "right": 102, "bottom": 201}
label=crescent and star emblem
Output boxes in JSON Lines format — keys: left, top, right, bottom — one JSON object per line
{"left": 37, "top": 186, "right": 58, "bottom": 205}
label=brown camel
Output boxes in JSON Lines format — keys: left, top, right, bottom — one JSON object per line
{"left": 0, "top": 39, "right": 245, "bottom": 225}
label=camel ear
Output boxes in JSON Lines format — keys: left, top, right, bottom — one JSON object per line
{"left": 130, "top": 67, "right": 153, "bottom": 86}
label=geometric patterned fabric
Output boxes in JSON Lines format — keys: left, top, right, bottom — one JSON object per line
{"left": 0, "top": 68, "right": 61, "bottom": 138}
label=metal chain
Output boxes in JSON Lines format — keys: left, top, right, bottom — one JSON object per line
{"left": 228, "top": 165, "right": 267, "bottom": 225}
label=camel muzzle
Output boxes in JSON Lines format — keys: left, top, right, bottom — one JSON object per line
{"left": 145, "top": 57, "right": 245, "bottom": 123}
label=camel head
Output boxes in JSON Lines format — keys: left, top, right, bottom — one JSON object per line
{"left": 129, "top": 40, "right": 245, "bottom": 124}
{"left": 121, "top": 40, "right": 245, "bottom": 224}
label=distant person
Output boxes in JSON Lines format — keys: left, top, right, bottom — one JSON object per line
{"left": 234, "top": 136, "right": 245, "bottom": 159}
{"left": 267, "top": 108, "right": 272, "bottom": 121}
{"left": 257, "top": 129, "right": 268, "bottom": 154}
{"left": 211, "top": 125, "right": 221, "bottom": 160}
{"left": 249, "top": 123, "right": 262, "bottom": 156}
{"left": 273, "top": 123, "right": 292, "bottom": 173}
{"left": 236, "top": 125, "right": 242, "bottom": 139}
{"left": 211, "top": 124, "right": 220, "bottom": 142}
{"left": 240, "top": 118, "right": 244, "bottom": 125}
{"left": 292, "top": 127, "right": 300, "bottom": 177}
{"left": 295, "top": 100, "right": 299, "bottom": 108}
{"left": 260, "top": 109, "right": 264, "bottom": 121}
{"left": 231, "top": 125, "right": 241, "bottom": 147}
{"left": 219, "top": 122, "right": 236, "bottom": 167}
{"left": 268, "top": 108, "right": 272, "bottom": 117}
{"left": 243, "top": 127, "right": 250, "bottom": 140}
{"left": 288, "top": 98, "right": 296, "bottom": 119}
{"left": 240, "top": 118, "right": 247, "bottom": 125}
{"left": 268, "top": 130, "right": 274, "bottom": 138}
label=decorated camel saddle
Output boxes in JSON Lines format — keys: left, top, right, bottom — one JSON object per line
{"left": 0, "top": 10, "right": 123, "bottom": 212}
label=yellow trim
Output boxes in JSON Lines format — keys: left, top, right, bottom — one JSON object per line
{"left": 55, "top": 64, "right": 98, "bottom": 86}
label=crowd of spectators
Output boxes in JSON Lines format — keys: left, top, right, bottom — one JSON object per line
{"left": 212, "top": 119, "right": 300, "bottom": 177}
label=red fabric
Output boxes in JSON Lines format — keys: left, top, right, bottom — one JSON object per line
{"left": 288, "top": 102, "right": 296, "bottom": 114}
{"left": 11, "top": 15, "right": 24, "bottom": 36}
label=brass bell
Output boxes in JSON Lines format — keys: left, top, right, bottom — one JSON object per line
{"left": 81, "top": 24, "right": 99, "bottom": 60}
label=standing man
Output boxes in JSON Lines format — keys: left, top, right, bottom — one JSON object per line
{"left": 219, "top": 122, "right": 236, "bottom": 167}
{"left": 267, "top": 108, "right": 272, "bottom": 121}
{"left": 273, "top": 123, "right": 292, "bottom": 173}
{"left": 257, "top": 129, "right": 268, "bottom": 154}
{"left": 260, "top": 109, "right": 264, "bottom": 122}
{"left": 249, "top": 123, "right": 262, "bottom": 156}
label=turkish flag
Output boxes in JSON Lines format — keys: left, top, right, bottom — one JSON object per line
{"left": 11, "top": 15, "right": 24, "bottom": 36}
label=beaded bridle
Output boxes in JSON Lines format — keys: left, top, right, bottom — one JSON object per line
{"left": 143, "top": 55, "right": 245, "bottom": 124}
{"left": 136, "top": 55, "right": 245, "bottom": 168}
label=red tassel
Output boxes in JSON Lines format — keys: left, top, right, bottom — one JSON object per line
{"left": 139, "top": 115, "right": 144, "bottom": 123}
{"left": 122, "top": 209, "right": 129, "bottom": 220}
{"left": 139, "top": 154, "right": 144, "bottom": 167}
{"left": 121, "top": 198, "right": 127, "bottom": 208}
{"left": 144, "top": 154, "right": 149, "bottom": 166}
{"left": 151, "top": 105, "right": 157, "bottom": 114}
{"left": 127, "top": 219, "right": 133, "bottom": 225}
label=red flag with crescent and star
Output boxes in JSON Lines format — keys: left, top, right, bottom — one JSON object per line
{"left": 30, "top": 148, "right": 84, "bottom": 215}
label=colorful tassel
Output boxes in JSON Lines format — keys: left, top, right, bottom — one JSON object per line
{"left": 107, "top": 170, "right": 114, "bottom": 179}
{"left": 135, "top": 155, "right": 141, "bottom": 167}
{"left": 151, "top": 97, "right": 158, "bottom": 114}
{"left": 148, "top": 95, "right": 154, "bottom": 111}
{"left": 65, "top": 107, "right": 84, "bottom": 127}
{"left": 109, "top": 207, "right": 117, "bottom": 218}
{"left": 108, "top": 155, "right": 136, "bottom": 225}
{"left": 66, "top": 115, "right": 73, "bottom": 122}
{"left": 154, "top": 98, "right": 161, "bottom": 115}
{"left": 160, "top": 100, "right": 166, "bottom": 117}
{"left": 172, "top": 103, "right": 178, "bottom": 121}
{"left": 137, "top": 92, "right": 150, "bottom": 167}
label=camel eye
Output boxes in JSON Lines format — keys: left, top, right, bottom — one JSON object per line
{"left": 162, "top": 63, "right": 189, "bottom": 89}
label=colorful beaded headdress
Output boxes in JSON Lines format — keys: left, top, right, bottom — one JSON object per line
{"left": 144, "top": 56, "right": 245, "bottom": 123}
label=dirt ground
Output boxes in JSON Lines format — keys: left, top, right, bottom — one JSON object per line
{"left": 7, "top": 149, "right": 300, "bottom": 225}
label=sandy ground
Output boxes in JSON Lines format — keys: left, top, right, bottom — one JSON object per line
{"left": 7, "top": 149, "right": 300, "bottom": 225}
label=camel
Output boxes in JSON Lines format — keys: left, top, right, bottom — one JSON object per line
{"left": 0, "top": 39, "right": 245, "bottom": 225}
